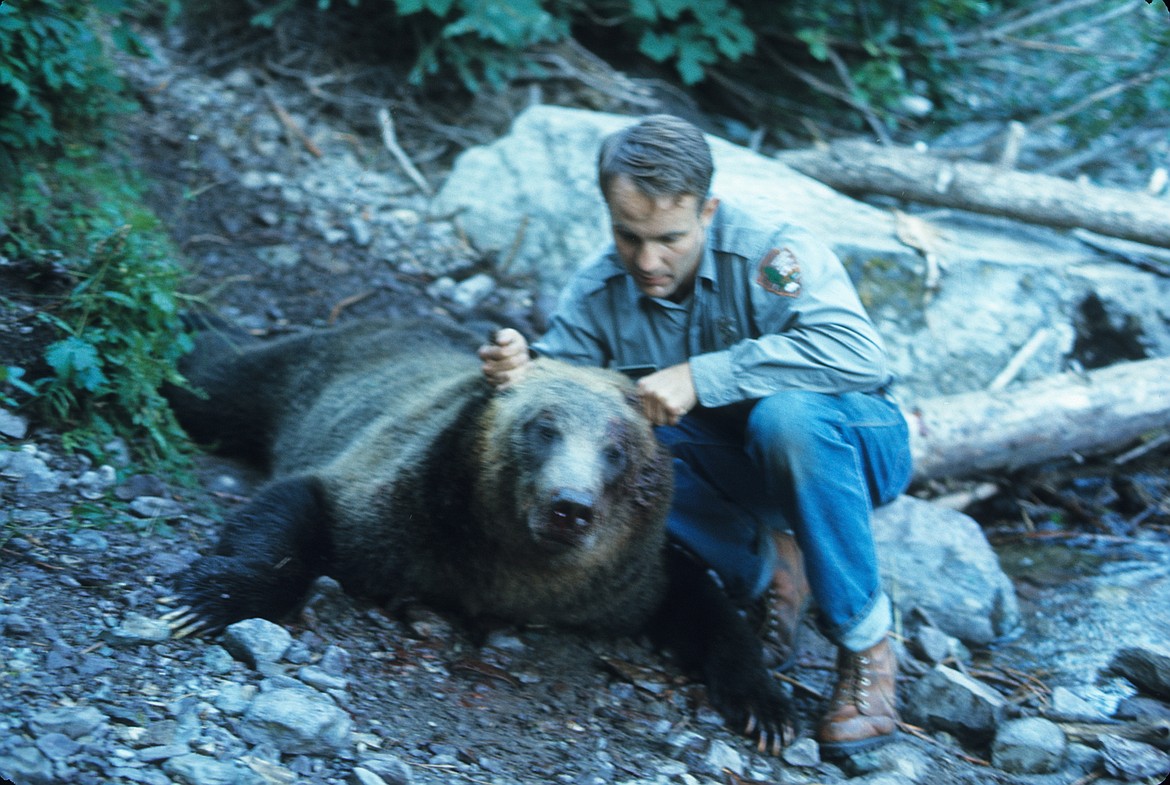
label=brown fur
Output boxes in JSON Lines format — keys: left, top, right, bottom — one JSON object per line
{"left": 169, "top": 319, "right": 673, "bottom": 634}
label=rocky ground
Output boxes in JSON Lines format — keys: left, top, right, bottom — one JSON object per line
{"left": 3, "top": 18, "right": 1170, "bottom": 785}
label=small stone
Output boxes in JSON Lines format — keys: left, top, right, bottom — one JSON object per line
{"left": 3, "top": 449, "right": 62, "bottom": 494}
{"left": 450, "top": 273, "right": 495, "bottom": 309}
{"left": 163, "top": 752, "right": 249, "bottom": 785}
{"left": 135, "top": 743, "right": 191, "bottom": 763}
{"left": 104, "top": 613, "right": 173, "bottom": 645}
{"left": 781, "top": 736, "right": 821, "bottom": 767}
{"left": 114, "top": 474, "right": 168, "bottom": 501}
{"left": 128, "top": 496, "right": 186, "bottom": 519}
{"left": 239, "top": 687, "right": 352, "bottom": 755}
{"left": 350, "top": 767, "right": 388, "bottom": 785}
{"left": 319, "top": 644, "right": 351, "bottom": 676}
{"left": 0, "top": 408, "right": 29, "bottom": 439}
{"left": 349, "top": 217, "right": 372, "bottom": 246}
{"left": 357, "top": 753, "right": 414, "bottom": 785}
{"left": 240, "top": 170, "right": 267, "bottom": 189}
{"left": 701, "top": 739, "right": 744, "bottom": 777}
{"left": 73, "top": 465, "right": 117, "bottom": 499}
{"left": 910, "top": 626, "right": 956, "bottom": 664}
{"left": 1049, "top": 686, "right": 1108, "bottom": 720}
{"left": 67, "top": 529, "right": 109, "bottom": 552}
{"left": 34, "top": 731, "right": 80, "bottom": 760}
{"left": 30, "top": 705, "right": 107, "bottom": 738}
{"left": 1100, "top": 734, "right": 1170, "bottom": 780}
{"left": 254, "top": 244, "right": 302, "bottom": 268}
{"left": 298, "top": 664, "right": 348, "bottom": 692}
{"left": 992, "top": 717, "right": 1067, "bottom": 774}
{"left": 222, "top": 618, "right": 293, "bottom": 667}
{"left": 0, "top": 746, "right": 53, "bottom": 784}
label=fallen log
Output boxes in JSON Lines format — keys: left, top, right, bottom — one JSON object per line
{"left": 778, "top": 141, "right": 1170, "bottom": 249}
{"left": 906, "top": 356, "right": 1170, "bottom": 481}
{"left": 1055, "top": 719, "right": 1170, "bottom": 751}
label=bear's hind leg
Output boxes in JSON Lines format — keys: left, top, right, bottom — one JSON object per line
{"left": 166, "top": 477, "right": 330, "bottom": 638}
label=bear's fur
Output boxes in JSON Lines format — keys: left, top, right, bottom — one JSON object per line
{"left": 167, "top": 318, "right": 794, "bottom": 750}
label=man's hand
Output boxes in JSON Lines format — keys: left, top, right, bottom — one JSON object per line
{"left": 478, "top": 328, "right": 532, "bottom": 388}
{"left": 637, "top": 362, "right": 697, "bottom": 426}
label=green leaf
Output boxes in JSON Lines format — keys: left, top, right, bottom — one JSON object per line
{"left": 630, "top": 0, "right": 657, "bottom": 21}
{"left": 657, "top": 0, "right": 688, "bottom": 21}
{"left": 2, "top": 365, "right": 38, "bottom": 395}
{"left": 45, "top": 337, "right": 108, "bottom": 393}
{"left": 638, "top": 30, "right": 677, "bottom": 63}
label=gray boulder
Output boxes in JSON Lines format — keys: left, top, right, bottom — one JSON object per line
{"left": 239, "top": 687, "right": 352, "bottom": 755}
{"left": 873, "top": 496, "right": 1019, "bottom": 645}
{"left": 904, "top": 664, "right": 1008, "bottom": 742}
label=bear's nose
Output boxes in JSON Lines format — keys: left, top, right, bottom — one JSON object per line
{"left": 551, "top": 489, "right": 595, "bottom": 531}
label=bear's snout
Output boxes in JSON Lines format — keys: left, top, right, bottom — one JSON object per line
{"left": 538, "top": 488, "right": 596, "bottom": 549}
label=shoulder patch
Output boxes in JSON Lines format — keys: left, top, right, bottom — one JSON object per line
{"left": 756, "top": 247, "right": 802, "bottom": 297}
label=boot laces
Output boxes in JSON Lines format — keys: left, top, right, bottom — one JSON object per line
{"left": 834, "top": 651, "right": 872, "bottom": 712}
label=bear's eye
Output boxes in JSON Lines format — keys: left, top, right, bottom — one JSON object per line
{"left": 529, "top": 417, "right": 559, "bottom": 444}
{"left": 603, "top": 443, "right": 626, "bottom": 473}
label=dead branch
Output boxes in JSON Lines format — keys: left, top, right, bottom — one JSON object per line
{"left": 822, "top": 45, "right": 894, "bottom": 146}
{"left": 761, "top": 47, "right": 895, "bottom": 145}
{"left": 1029, "top": 65, "right": 1170, "bottom": 131}
{"left": 264, "top": 88, "right": 323, "bottom": 158}
{"left": 1073, "top": 230, "right": 1170, "bottom": 277}
{"left": 377, "top": 107, "right": 433, "bottom": 196}
{"left": 778, "top": 140, "right": 1170, "bottom": 248}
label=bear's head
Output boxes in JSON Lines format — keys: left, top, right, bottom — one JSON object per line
{"left": 475, "top": 359, "right": 673, "bottom": 565}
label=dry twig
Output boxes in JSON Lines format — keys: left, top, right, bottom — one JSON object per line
{"left": 264, "top": 88, "right": 323, "bottom": 158}
{"left": 377, "top": 107, "right": 433, "bottom": 196}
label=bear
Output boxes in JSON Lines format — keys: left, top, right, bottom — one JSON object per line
{"left": 164, "top": 317, "right": 794, "bottom": 752}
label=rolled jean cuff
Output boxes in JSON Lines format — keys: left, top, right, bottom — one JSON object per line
{"left": 834, "top": 591, "right": 893, "bottom": 652}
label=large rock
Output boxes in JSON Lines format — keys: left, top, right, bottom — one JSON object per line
{"left": 239, "top": 687, "right": 352, "bottom": 755}
{"left": 904, "top": 664, "right": 1008, "bottom": 742}
{"left": 434, "top": 105, "right": 1170, "bottom": 400}
{"left": 873, "top": 496, "right": 1019, "bottom": 645}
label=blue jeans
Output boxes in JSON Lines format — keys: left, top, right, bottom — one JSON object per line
{"left": 655, "top": 390, "right": 912, "bottom": 652}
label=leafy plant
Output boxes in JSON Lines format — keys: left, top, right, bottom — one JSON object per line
{"left": 0, "top": 0, "right": 144, "bottom": 152}
{"left": 1, "top": 147, "right": 196, "bottom": 468}
{"left": 225, "top": 0, "right": 756, "bottom": 89}
{"left": 629, "top": 0, "right": 754, "bottom": 84}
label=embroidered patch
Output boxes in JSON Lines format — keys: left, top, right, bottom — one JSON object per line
{"left": 756, "top": 247, "right": 802, "bottom": 297}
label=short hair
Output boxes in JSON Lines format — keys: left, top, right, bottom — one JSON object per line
{"left": 597, "top": 114, "right": 713, "bottom": 206}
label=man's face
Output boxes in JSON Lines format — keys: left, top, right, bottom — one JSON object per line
{"left": 606, "top": 175, "right": 718, "bottom": 303}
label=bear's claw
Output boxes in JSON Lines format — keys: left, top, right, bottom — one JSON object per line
{"left": 160, "top": 605, "right": 217, "bottom": 639}
{"left": 745, "top": 710, "right": 794, "bottom": 756}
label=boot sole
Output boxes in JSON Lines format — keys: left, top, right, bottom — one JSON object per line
{"left": 818, "top": 728, "right": 899, "bottom": 758}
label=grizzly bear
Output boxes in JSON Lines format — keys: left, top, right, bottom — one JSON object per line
{"left": 165, "top": 318, "right": 794, "bottom": 751}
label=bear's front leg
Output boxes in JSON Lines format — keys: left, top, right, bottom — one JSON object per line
{"left": 650, "top": 542, "right": 799, "bottom": 755}
{"left": 164, "top": 476, "right": 330, "bottom": 637}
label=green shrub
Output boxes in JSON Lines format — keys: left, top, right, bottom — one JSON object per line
{"left": 1, "top": 1, "right": 195, "bottom": 470}
{"left": 0, "top": 0, "right": 144, "bottom": 152}
{"left": 228, "top": 0, "right": 756, "bottom": 89}
{"left": 2, "top": 149, "right": 196, "bottom": 466}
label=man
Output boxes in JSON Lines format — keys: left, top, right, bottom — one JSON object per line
{"left": 478, "top": 114, "right": 912, "bottom": 755}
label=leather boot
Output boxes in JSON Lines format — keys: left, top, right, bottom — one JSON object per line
{"left": 757, "top": 531, "right": 812, "bottom": 672}
{"left": 817, "top": 635, "right": 899, "bottom": 755}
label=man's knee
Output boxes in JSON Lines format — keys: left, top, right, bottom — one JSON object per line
{"left": 746, "top": 391, "right": 840, "bottom": 459}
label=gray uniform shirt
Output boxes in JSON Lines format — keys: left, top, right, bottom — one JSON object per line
{"left": 533, "top": 201, "right": 893, "bottom": 408}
